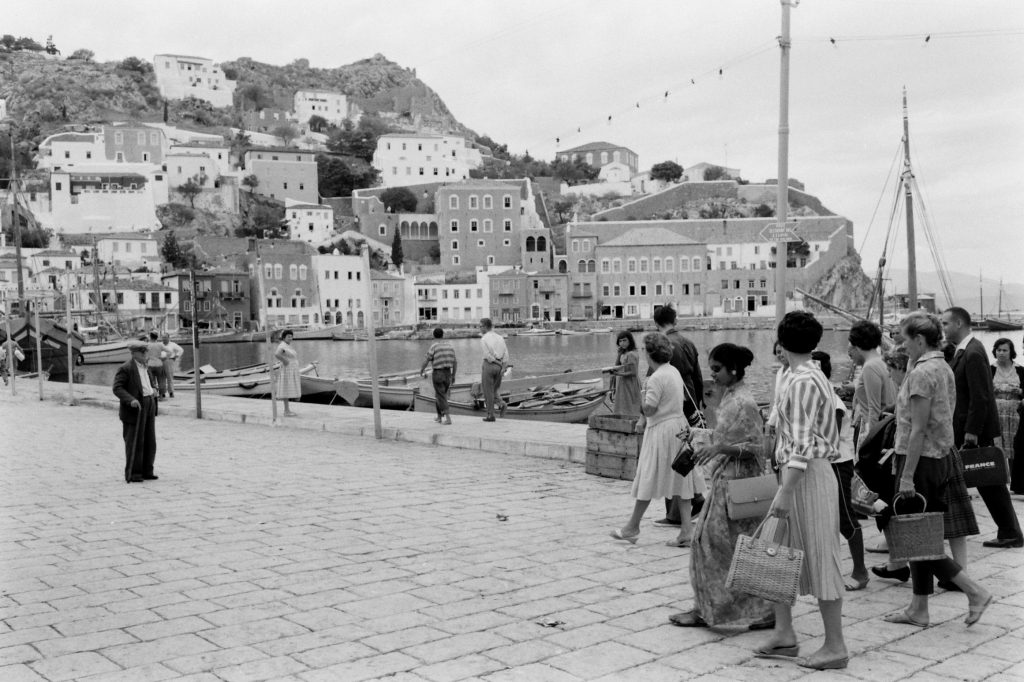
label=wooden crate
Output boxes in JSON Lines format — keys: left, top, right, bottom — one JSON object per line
{"left": 588, "top": 414, "right": 642, "bottom": 433}
{"left": 585, "top": 426, "right": 642, "bottom": 480}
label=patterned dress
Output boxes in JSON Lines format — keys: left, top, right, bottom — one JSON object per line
{"left": 611, "top": 349, "right": 642, "bottom": 416}
{"left": 689, "top": 382, "right": 773, "bottom": 626}
{"left": 274, "top": 341, "right": 302, "bottom": 399}
{"left": 993, "top": 364, "right": 1022, "bottom": 462}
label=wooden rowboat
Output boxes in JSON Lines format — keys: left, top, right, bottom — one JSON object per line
{"left": 174, "top": 363, "right": 318, "bottom": 398}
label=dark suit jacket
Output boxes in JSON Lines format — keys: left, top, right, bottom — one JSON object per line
{"left": 950, "top": 337, "right": 999, "bottom": 445}
{"left": 113, "top": 360, "right": 158, "bottom": 423}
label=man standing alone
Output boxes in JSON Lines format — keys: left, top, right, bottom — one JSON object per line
{"left": 146, "top": 332, "right": 167, "bottom": 398}
{"left": 113, "top": 340, "right": 159, "bottom": 482}
{"left": 942, "top": 307, "right": 1023, "bottom": 548}
{"left": 421, "top": 327, "right": 457, "bottom": 425}
{"left": 160, "top": 333, "right": 184, "bottom": 398}
{"left": 479, "top": 318, "right": 509, "bottom": 422}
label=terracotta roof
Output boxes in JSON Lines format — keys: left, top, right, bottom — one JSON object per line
{"left": 243, "top": 146, "right": 316, "bottom": 155}
{"left": 560, "top": 141, "right": 635, "bottom": 154}
{"left": 577, "top": 216, "right": 848, "bottom": 245}
{"left": 31, "top": 249, "right": 80, "bottom": 257}
{"left": 600, "top": 228, "right": 700, "bottom": 247}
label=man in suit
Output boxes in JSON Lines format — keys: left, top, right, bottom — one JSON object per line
{"left": 113, "top": 339, "right": 159, "bottom": 483}
{"left": 942, "top": 307, "right": 1022, "bottom": 548}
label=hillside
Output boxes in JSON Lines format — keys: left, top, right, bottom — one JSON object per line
{"left": 0, "top": 50, "right": 469, "bottom": 152}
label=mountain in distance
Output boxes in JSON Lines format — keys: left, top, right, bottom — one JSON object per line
{"left": 884, "top": 269, "right": 1024, "bottom": 316}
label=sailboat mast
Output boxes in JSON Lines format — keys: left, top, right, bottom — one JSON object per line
{"left": 902, "top": 88, "right": 918, "bottom": 310}
{"left": 979, "top": 272, "right": 984, "bottom": 318}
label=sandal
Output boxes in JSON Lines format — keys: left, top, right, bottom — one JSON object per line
{"left": 966, "top": 594, "right": 993, "bottom": 627}
{"left": 610, "top": 529, "right": 639, "bottom": 544}
{"left": 798, "top": 655, "right": 849, "bottom": 670}
{"left": 665, "top": 538, "right": 692, "bottom": 548}
{"left": 754, "top": 644, "right": 799, "bottom": 660}
{"left": 883, "top": 611, "right": 929, "bottom": 627}
{"left": 668, "top": 611, "right": 706, "bottom": 627}
{"left": 845, "top": 576, "right": 869, "bottom": 591}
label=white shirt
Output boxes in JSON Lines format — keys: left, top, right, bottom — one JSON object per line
{"left": 955, "top": 332, "right": 974, "bottom": 354}
{"left": 135, "top": 360, "right": 155, "bottom": 397}
{"left": 161, "top": 340, "right": 184, "bottom": 360}
{"left": 481, "top": 331, "right": 508, "bottom": 364}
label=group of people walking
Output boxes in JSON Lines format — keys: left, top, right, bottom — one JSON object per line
{"left": 607, "top": 304, "right": 1018, "bottom": 670}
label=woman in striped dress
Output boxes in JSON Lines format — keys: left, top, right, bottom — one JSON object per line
{"left": 757, "top": 311, "right": 848, "bottom": 671}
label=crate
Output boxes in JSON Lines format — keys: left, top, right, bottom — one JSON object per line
{"left": 585, "top": 422, "right": 643, "bottom": 480}
{"left": 588, "top": 414, "right": 642, "bottom": 433}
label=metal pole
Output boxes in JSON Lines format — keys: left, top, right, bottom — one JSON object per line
{"left": 902, "top": 88, "right": 918, "bottom": 310}
{"left": 190, "top": 269, "right": 202, "bottom": 418}
{"left": 255, "top": 244, "right": 277, "bottom": 421}
{"left": 34, "top": 304, "right": 43, "bottom": 400}
{"left": 774, "top": 0, "right": 795, "bottom": 324}
{"left": 362, "top": 244, "right": 382, "bottom": 439}
{"left": 66, "top": 271, "right": 74, "bottom": 403}
{"left": 4, "top": 301, "right": 14, "bottom": 396}
{"left": 9, "top": 129, "right": 25, "bottom": 306}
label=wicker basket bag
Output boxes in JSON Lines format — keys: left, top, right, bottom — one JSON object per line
{"left": 726, "top": 515, "right": 804, "bottom": 605}
{"left": 887, "top": 493, "right": 945, "bottom": 563}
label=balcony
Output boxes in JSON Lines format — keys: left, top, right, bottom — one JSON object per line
{"left": 571, "top": 290, "right": 593, "bottom": 299}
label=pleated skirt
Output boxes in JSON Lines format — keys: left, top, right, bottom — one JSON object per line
{"left": 785, "top": 458, "right": 844, "bottom": 601}
{"left": 631, "top": 416, "right": 693, "bottom": 501}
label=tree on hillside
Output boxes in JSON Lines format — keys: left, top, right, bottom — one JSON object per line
{"left": 316, "top": 154, "right": 379, "bottom": 197}
{"left": 390, "top": 230, "right": 404, "bottom": 272}
{"left": 552, "top": 197, "right": 575, "bottom": 224}
{"left": 308, "top": 115, "right": 328, "bottom": 133}
{"left": 117, "top": 56, "right": 153, "bottom": 75}
{"left": 241, "top": 174, "right": 259, "bottom": 192}
{"left": 272, "top": 123, "right": 299, "bottom": 147}
{"left": 44, "top": 36, "right": 60, "bottom": 55}
{"left": 231, "top": 129, "right": 252, "bottom": 163}
{"left": 238, "top": 84, "right": 274, "bottom": 111}
{"left": 68, "top": 48, "right": 94, "bottom": 61}
{"left": 703, "top": 165, "right": 731, "bottom": 181}
{"left": 753, "top": 203, "right": 774, "bottom": 217}
{"left": 650, "top": 161, "right": 684, "bottom": 183}
{"left": 551, "top": 157, "right": 599, "bottom": 185}
{"left": 380, "top": 187, "right": 418, "bottom": 213}
{"left": 160, "top": 231, "right": 191, "bottom": 270}
{"left": 177, "top": 176, "right": 203, "bottom": 208}
{"left": 326, "top": 114, "right": 395, "bottom": 162}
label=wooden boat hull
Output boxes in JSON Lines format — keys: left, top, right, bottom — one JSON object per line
{"left": 413, "top": 385, "right": 608, "bottom": 423}
{"left": 174, "top": 363, "right": 317, "bottom": 397}
{"left": 80, "top": 339, "right": 130, "bottom": 364}
{"left": 2, "top": 315, "right": 84, "bottom": 379}
{"left": 984, "top": 318, "right": 1023, "bottom": 332}
{"left": 299, "top": 374, "right": 345, "bottom": 403}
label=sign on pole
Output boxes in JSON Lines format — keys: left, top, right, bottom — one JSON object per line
{"left": 760, "top": 221, "right": 801, "bottom": 243}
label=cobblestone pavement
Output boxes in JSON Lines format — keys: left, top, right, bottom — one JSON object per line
{"left": 1, "top": 390, "right": 1023, "bottom": 681}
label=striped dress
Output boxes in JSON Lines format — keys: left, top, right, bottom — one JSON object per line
{"left": 775, "top": 362, "right": 844, "bottom": 601}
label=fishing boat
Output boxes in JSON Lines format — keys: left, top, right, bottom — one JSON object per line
{"left": 984, "top": 318, "right": 1023, "bottom": 332}
{"left": 0, "top": 314, "right": 84, "bottom": 378}
{"left": 557, "top": 329, "right": 592, "bottom": 336}
{"left": 516, "top": 327, "right": 556, "bottom": 337}
{"left": 334, "top": 371, "right": 422, "bottom": 409}
{"left": 413, "top": 367, "right": 611, "bottom": 423}
{"left": 173, "top": 362, "right": 318, "bottom": 398}
{"left": 79, "top": 338, "right": 130, "bottom": 364}
{"left": 293, "top": 323, "right": 355, "bottom": 340}
{"left": 588, "top": 327, "right": 614, "bottom": 333}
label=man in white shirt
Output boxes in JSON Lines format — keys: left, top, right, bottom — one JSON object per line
{"left": 478, "top": 318, "right": 509, "bottom": 421}
{"left": 160, "top": 333, "right": 184, "bottom": 398}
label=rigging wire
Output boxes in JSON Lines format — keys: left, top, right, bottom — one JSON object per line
{"left": 910, "top": 176, "right": 957, "bottom": 306}
{"left": 865, "top": 169, "right": 905, "bottom": 318}
{"left": 857, "top": 140, "right": 905, "bottom": 255}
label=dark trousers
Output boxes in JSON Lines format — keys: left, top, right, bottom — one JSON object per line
{"left": 972, "top": 438, "right": 1023, "bottom": 540}
{"left": 894, "top": 455, "right": 962, "bottom": 596}
{"left": 122, "top": 396, "right": 157, "bottom": 478}
{"left": 432, "top": 368, "right": 453, "bottom": 418}
{"left": 481, "top": 361, "right": 504, "bottom": 418}
{"left": 833, "top": 460, "right": 862, "bottom": 540}
{"left": 149, "top": 364, "right": 167, "bottom": 397}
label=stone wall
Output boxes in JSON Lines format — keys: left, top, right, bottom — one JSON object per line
{"left": 593, "top": 181, "right": 738, "bottom": 221}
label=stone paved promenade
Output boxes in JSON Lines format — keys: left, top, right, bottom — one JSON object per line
{"left": 2, "top": 383, "right": 1023, "bottom": 681}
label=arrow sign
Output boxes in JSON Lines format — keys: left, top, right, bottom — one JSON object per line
{"left": 759, "top": 221, "right": 800, "bottom": 242}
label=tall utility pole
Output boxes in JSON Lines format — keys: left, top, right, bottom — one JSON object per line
{"left": 362, "top": 244, "right": 382, "bottom": 439}
{"left": 8, "top": 126, "right": 25, "bottom": 307}
{"left": 773, "top": 0, "right": 796, "bottom": 324}
{"left": 901, "top": 87, "right": 918, "bottom": 310}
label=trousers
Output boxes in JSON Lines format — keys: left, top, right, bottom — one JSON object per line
{"left": 481, "top": 361, "right": 504, "bottom": 417}
{"left": 432, "top": 368, "right": 453, "bottom": 417}
{"left": 123, "top": 396, "right": 157, "bottom": 478}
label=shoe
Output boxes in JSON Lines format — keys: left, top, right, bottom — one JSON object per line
{"left": 748, "top": 616, "right": 776, "bottom": 631}
{"left": 754, "top": 644, "right": 800, "bottom": 660}
{"left": 498, "top": 402, "right": 507, "bottom": 417}
{"left": 938, "top": 580, "right": 962, "bottom": 592}
{"left": 443, "top": 418, "right": 452, "bottom": 425}
{"left": 871, "top": 564, "right": 910, "bottom": 582}
{"left": 169, "top": 393, "right": 174, "bottom": 398}
{"left": 845, "top": 576, "right": 870, "bottom": 591}
{"left": 653, "top": 517, "right": 682, "bottom": 527}
{"left": 610, "top": 529, "right": 639, "bottom": 544}
{"left": 798, "top": 655, "right": 849, "bottom": 670}
{"left": 665, "top": 538, "right": 692, "bottom": 548}
{"left": 143, "top": 475, "right": 159, "bottom": 480}
{"left": 883, "top": 611, "right": 929, "bottom": 627}
{"left": 691, "top": 494, "right": 705, "bottom": 516}
{"left": 669, "top": 611, "right": 706, "bottom": 627}
{"left": 284, "top": 411, "right": 297, "bottom": 417}
{"left": 982, "top": 537, "right": 1023, "bottom": 548}
{"left": 483, "top": 416, "right": 496, "bottom": 422}
{"left": 128, "top": 475, "right": 144, "bottom": 483}
{"left": 434, "top": 416, "right": 442, "bottom": 423}
{"left": 966, "top": 594, "right": 993, "bottom": 627}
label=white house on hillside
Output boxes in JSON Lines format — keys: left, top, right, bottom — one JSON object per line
{"left": 311, "top": 253, "right": 368, "bottom": 328}
{"left": 285, "top": 199, "right": 334, "bottom": 245}
{"left": 372, "top": 133, "right": 483, "bottom": 187}
{"left": 153, "top": 54, "right": 236, "bottom": 108}
{"left": 293, "top": 90, "right": 349, "bottom": 127}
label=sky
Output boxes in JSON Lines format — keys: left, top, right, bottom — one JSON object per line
{"left": 5, "top": 0, "right": 1024, "bottom": 291}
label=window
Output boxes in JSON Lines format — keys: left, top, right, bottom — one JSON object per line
{"left": 655, "top": 284, "right": 663, "bottom": 296}
{"left": 754, "top": 245, "right": 760, "bottom": 254}
{"left": 602, "top": 285, "right": 610, "bottom": 296}
{"left": 503, "top": 239, "right": 511, "bottom": 246}
{"left": 613, "top": 285, "right": 621, "bottom": 296}
{"left": 572, "top": 239, "right": 580, "bottom": 252}
{"left": 577, "top": 260, "right": 587, "bottom": 273}
{"left": 487, "top": 255, "right": 495, "bottom": 265}
{"left": 503, "top": 220, "right": 512, "bottom": 232}
{"left": 114, "top": 132, "right": 123, "bottom": 145}
{"left": 627, "top": 259, "right": 636, "bottom": 273}
{"left": 452, "top": 255, "right": 460, "bottom": 265}
{"left": 653, "top": 258, "right": 662, "bottom": 272}
{"left": 760, "top": 279, "right": 767, "bottom": 288}
{"left": 719, "top": 261, "right": 726, "bottom": 270}
{"left": 693, "top": 257, "right": 702, "bottom": 271}
{"left": 264, "top": 264, "right": 272, "bottom": 279}
{"left": 451, "top": 240, "right": 459, "bottom": 250}
{"left": 612, "top": 258, "right": 622, "bottom": 273}
{"left": 503, "top": 195, "right": 512, "bottom": 208}
{"left": 470, "top": 220, "right": 478, "bottom": 232}
{"left": 450, "top": 219, "right": 459, "bottom": 232}
{"left": 483, "top": 219, "right": 492, "bottom": 233}
{"left": 721, "top": 279, "right": 729, "bottom": 290}
{"left": 748, "top": 280, "right": 755, "bottom": 288}
{"left": 726, "top": 246, "right": 733, "bottom": 256}
{"left": 477, "top": 239, "right": 485, "bottom": 247}
{"left": 734, "top": 280, "right": 741, "bottom": 290}
{"left": 379, "top": 225, "right": 386, "bottom": 236}
{"left": 483, "top": 195, "right": 492, "bottom": 209}
{"left": 628, "top": 285, "right": 636, "bottom": 296}
{"left": 601, "top": 259, "right": 610, "bottom": 273}
{"left": 299, "top": 265, "right": 308, "bottom": 280}
{"left": 289, "top": 264, "right": 298, "bottom": 279}
{"left": 639, "top": 258, "right": 649, "bottom": 273}
{"left": 449, "top": 195, "right": 459, "bottom": 209}
{"left": 469, "top": 195, "right": 478, "bottom": 209}
{"left": 665, "top": 258, "right": 674, "bottom": 272}
{"left": 273, "top": 264, "right": 283, "bottom": 279}
{"left": 668, "top": 284, "right": 674, "bottom": 295}
{"left": 694, "top": 284, "right": 701, "bottom": 295}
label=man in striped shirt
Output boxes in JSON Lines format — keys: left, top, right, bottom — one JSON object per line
{"left": 421, "top": 327, "right": 458, "bottom": 425}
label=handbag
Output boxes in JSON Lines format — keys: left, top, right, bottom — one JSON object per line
{"left": 850, "top": 473, "right": 880, "bottom": 517}
{"left": 726, "top": 515, "right": 804, "bottom": 604}
{"left": 959, "top": 446, "right": 1008, "bottom": 488}
{"left": 671, "top": 441, "right": 696, "bottom": 477}
{"left": 726, "top": 473, "right": 778, "bottom": 520}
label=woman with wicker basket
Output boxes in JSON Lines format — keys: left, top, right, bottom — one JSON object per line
{"left": 758, "top": 311, "right": 848, "bottom": 671}
{"left": 668, "top": 343, "right": 773, "bottom": 629}
{"left": 610, "top": 332, "right": 693, "bottom": 545}
{"left": 882, "top": 312, "right": 992, "bottom": 629}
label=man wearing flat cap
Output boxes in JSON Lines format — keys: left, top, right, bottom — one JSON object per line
{"left": 113, "top": 339, "right": 159, "bottom": 482}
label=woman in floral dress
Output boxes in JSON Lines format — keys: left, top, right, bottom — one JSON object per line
{"left": 669, "top": 343, "right": 773, "bottom": 628}
{"left": 991, "top": 338, "right": 1024, "bottom": 493}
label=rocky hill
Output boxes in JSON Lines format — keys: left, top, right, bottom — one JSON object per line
{"left": 0, "top": 50, "right": 469, "bottom": 151}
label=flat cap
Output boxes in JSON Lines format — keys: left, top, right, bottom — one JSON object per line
{"left": 126, "top": 339, "right": 148, "bottom": 351}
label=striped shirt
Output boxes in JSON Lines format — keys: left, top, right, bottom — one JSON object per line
{"left": 424, "top": 341, "right": 457, "bottom": 370}
{"left": 776, "top": 363, "right": 840, "bottom": 470}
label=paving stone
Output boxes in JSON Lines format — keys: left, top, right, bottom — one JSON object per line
{"left": 34, "top": 628, "right": 137, "bottom": 658}
{"left": 0, "top": 663, "right": 47, "bottom": 681}
{"left": 297, "top": 651, "right": 419, "bottom": 682}
{"left": 546, "top": 641, "right": 657, "bottom": 678}
{"left": 77, "top": 662, "right": 181, "bottom": 681}
{"left": 214, "top": 654, "right": 309, "bottom": 682}
{"left": 28, "top": 651, "right": 122, "bottom": 681}
{"left": 163, "top": 646, "right": 269, "bottom": 675}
